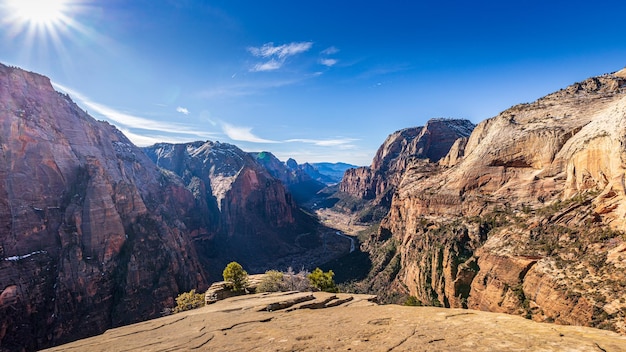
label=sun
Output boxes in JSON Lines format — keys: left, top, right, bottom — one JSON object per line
{"left": 6, "top": 0, "right": 69, "bottom": 26}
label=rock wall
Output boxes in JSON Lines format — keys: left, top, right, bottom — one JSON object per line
{"left": 367, "top": 69, "right": 626, "bottom": 333}
{"left": 0, "top": 64, "right": 207, "bottom": 350}
{"left": 338, "top": 119, "right": 474, "bottom": 222}
{"left": 143, "top": 142, "right": 319, "bottom": 278}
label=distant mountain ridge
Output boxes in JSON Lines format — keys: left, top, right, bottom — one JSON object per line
{"left": 308, "top": 162, "right": 358, "bottom": 185}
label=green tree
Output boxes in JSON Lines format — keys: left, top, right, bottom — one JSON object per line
{"left": 223, "top": 261, "right": 249, "bottom": 292}
{"left": 173, "top": 289, "right": 205, "bottom": 313}
{"left": 307, "top": 268, "right": 337, "bottom": 292}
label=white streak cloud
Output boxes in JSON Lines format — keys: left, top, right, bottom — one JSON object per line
{"left": 251, "top": 59, "right": 282, "bottom": 72}
{"left": 221, "top": 123, "right": 278, "bottom": 143}
{"left": 52, "top": 82, "right": 216, "bottom": 141}
{"left": 285, "top": 138, "right": 357, "bottom": 146}
{"left": 248, "top": 41, "right": 313, "bottom": 58}
{"left": 247, "top": 41, "right": 313, "bottom": 72}
{"left": 176, "top": 106, "right": 189, "bottom": 115}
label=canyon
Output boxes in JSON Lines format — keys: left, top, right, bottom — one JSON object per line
{"left": 0, "top": 64, "right": 344, "bottom": 350}
{"left": 3, "top": 60, "right": 626, "bottom": 351}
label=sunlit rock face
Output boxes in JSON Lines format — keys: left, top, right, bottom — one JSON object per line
{"left": 366, "top": 69, "right": 626, "bottom": 333}
{"left": 143, "top": 142, "right": 318, "bottom": 279}
{"left": 338, "top": 118, "right": 474, "bottom": 222}
{"left": 0, "top": 63, "right": 208, "bottom": 350}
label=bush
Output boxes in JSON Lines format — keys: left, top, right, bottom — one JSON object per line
{"left": 223, "top": 261, "right": 249, "bottom": 292}
{"left": 257, "top": 270, "right": 285, "bottom": 292}
{"left": 404, "top": 295, "right": 422, "bottom": 306}
{"left": 308, "top": 268, "right": 337, "bottom": 292}
{"left": 173, "top": 289, "right": 205, "bottom": 313}
{"left": 257, "top": 268, "right": 314, "bottom": 293}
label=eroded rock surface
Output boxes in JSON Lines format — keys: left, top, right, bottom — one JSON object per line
{"left": 338, "top": 118, "right": 474, "bottom": 222}
{"left": 0, "top": 64, "right": 207, "bottom": 350}
{"left": 361, "top": 69, "right": 626, "bottom": 333}
{"left": 44, "top": 291, "right": 626, "bottom": 352}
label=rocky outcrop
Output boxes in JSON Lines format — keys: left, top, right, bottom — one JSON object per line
{"left": 338, "top": 118, "right": 474, "bottom": 222}
{"left": 0, "top": 63, "right": 207, "bottom": 350}
{"left": 365, "top": 69, "right": 626, "bottom": 333}
{"left": 143, "top": 143, "right": 321, "bottom": 278}
{"left": 45, "top": 291, "right": 626, "bottom": 352}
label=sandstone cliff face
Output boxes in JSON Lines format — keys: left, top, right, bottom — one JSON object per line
{"left": 368, "top": 69, "right": 626, "bottom": 333}
{"left": 0, "top": 64, "right": 207, "bottom": 350}
{"left": 338, "top": 119, "right": 474, "bottom": 222}
{"left": 249, "top": 152, "right": 325, "bottom": 203}
{"left": 143, "top": 143, "right": 319, "bottom": 278}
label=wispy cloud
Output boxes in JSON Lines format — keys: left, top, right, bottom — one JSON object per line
{"left": 285, "top": 138, "right": 357, "bottom": 147}
{"left": 247, "top": 41, "right": 313, "bottom": 72}
{"left": 220, "top": 122, "right": 358, "bottom": 148}
{"left": 248, "top": 42, "right": 313, "bottom": 58}
{"left": 176, "top": 106, "right": 189, "bottom": 115}
{"left": 52, "top": 82, "right": 217, "bottom": 141}
{"left": 320, "top": 58, "right": 338, "bottom": 67}
{"left": 321, "top": 46, "right": 339, "bottom": 55}
{"left": 221, "top": 123, "right": 279, "bottom": 143}
{"left": 252, "top": 59, "right": 282, "bottom": 72}
{"left": 198, "top": 77, "right": 311, "bottom": 99}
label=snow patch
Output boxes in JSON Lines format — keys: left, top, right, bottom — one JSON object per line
{"left": 4, "top": 250, "right": 47, "bottom": 261}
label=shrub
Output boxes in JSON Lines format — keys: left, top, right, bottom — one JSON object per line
{"left": 257, "top": 268, "right": 314, "bottom": 292}
{"left": 308, "top": 268, "right": 337, "bottom": 292}
{"left": 173, "top": 289, "right": 205, "bottom": 313}
{"left": 223, "top": 261, "right": 249, "bottom": 292}
{"left": 257, "top": 270, "right": 285, "bottom": 292}
{"left": 404, "top": 295, "right": 422, "bottom": 306}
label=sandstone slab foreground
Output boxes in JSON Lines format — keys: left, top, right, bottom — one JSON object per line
{"left": 44, "top": 291, "right": 626, "bottom": 352}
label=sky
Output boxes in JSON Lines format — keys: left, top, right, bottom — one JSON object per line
{"left": 1, "top": 0, "right": 626, "bottom": 165}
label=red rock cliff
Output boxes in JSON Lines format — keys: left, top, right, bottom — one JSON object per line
{"left": 0, "top": 64, "right": 207, "bottom": 350}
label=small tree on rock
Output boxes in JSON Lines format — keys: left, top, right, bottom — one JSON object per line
{"left": 307, "top": 268, "right": 337, "bottom": 292}
{"left": 173, "top": 289, "right": 205, "bottom": 313}
{"left": 223, "top": 261, "right": 249, "bottom": 292}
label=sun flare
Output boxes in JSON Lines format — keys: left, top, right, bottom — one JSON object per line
{"left": 7, "top": 0, "right": 69, "bottom": 26}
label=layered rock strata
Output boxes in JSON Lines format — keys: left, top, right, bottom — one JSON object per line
{"left": 366, "top": 69, "right": 626, "bottom": 333}
{"left": 0, "top": 64, "right": 207, "bottom": 350}
{"left": 338, "top": 118, "right": 474, "bottom": 222}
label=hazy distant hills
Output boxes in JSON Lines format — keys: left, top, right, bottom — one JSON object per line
{"left": 308, "top": 162, "right": 358, "bottom": 184}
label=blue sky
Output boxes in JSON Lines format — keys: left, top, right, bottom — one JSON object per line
{"left": 1, "top": 0, "right": 626, "bottom": 165}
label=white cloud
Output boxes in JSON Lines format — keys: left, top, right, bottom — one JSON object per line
{"left": 285, "top": 138, "right": 357, "bottom": 146}
{"left": 176, "top": 106, "right": 189, "bottom": 115}
{"left": 52, "top": 82, "right": 217, "bottom": 140}
{"left": 320, "top": 58, "right": 338, "bottom": 67}
{"left": 321, "top": 46, "right": 339, "bottom": 55}
{"left": 248, "top": 41, "right": 313, "bottom": 58}
{"left": 221, "top": 123, "right": 278, "bottom": 143}
{"left": 251, "top": 59, "right": 282, "bottom": 72}
{"left": 247, "top": 41, "right": 313, "bottom": 72}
